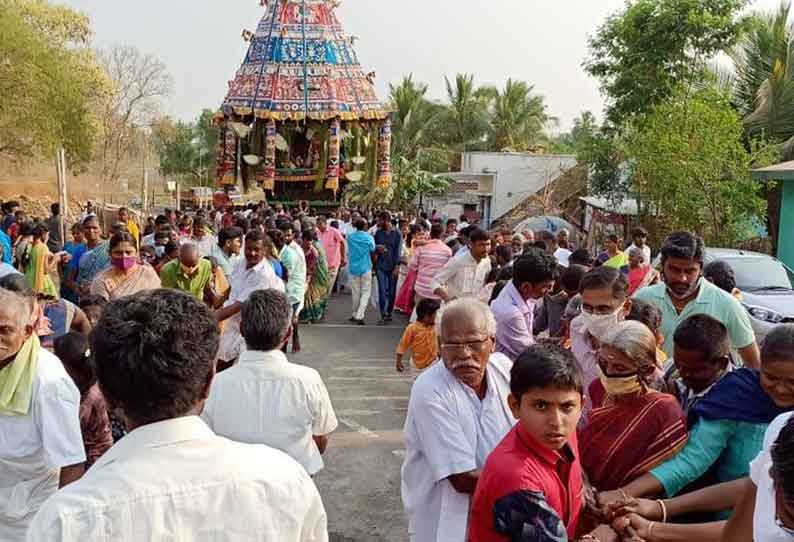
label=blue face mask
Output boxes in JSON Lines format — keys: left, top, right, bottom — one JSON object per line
{"left": 154, "top": 245, "right": 165, "bottom": 258}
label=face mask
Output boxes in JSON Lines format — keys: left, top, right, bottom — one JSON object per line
{"left": 111, "top": 255, "right": 137, "bottom": 271}
{"left": 666, "top": 276, "right": 702, "bottom": 301}
{"left": 580, "top": 306, "right": 622, "bottom": 340}
{"left": 154, "top": 245, "right": 165, "bottom": 258}
{"left": 598, "top": 366, "right": 644, "bottom": 396}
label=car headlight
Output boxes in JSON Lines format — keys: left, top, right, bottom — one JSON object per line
{"left": 745, "top": 305, "right": 785, "bottom": 324}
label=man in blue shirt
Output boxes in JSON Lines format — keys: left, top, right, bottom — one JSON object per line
{"left": 373, "top": 211, "right": 402, "bottom": 325}
{"left": 347, "top": 219, "right": 376, "bottom": 325}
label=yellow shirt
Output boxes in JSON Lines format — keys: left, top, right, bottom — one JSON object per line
{"left": 396, "top": 322, "right": 438, "bottom": 370}
{"left": 126, "top": 221, "right": 140, "bottom": 246}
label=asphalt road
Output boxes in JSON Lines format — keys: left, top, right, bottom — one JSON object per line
{"left": 290, "top": 289, "right": 414, "bottom": 542}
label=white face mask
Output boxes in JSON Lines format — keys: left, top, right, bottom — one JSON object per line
{"left": 580, "top": 306, "right": 622, "bottom": 340}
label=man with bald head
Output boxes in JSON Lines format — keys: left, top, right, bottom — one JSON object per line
{"left": 401, "top": 299, "right": 514, "bottom": 542}
{"left": 159, "top": 243, "right": 213, "bottom": 300}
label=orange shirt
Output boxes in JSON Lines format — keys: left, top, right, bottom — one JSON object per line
{"left": 396, "top": 322, "right": 438, "bottom": 370}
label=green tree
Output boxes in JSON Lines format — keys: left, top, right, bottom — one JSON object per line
{"left": 551, "top": 111, "right": 599, "bottom": 154}
{"left": 628, "top": 86, "right": 774, "bottom": 245}
{"left": 388, "top": 75, "right": 443, "bottom": 160}
{"left": 489, "top": 79, "right": 554, "bottom": 152}
{"left": 195, "top": 109, "right": 219, "bottom": 181}
{"left": 439, "top": 73, "right": 491, "bottom": 152}
{"left": 585, "top": 0, "right": 749, "bottom": 126}
{"left": 151, "top": 118, "right": 206, "bottom": 186}
{"left": 722, "top": 1, "right": 794, "bottom": 248}
{"left": 0, "top": 0, "right": 110, "bottom": 165}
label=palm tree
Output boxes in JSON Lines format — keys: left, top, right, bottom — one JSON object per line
{"left": 388, "top": 74, "right": 442, "bottom": 160}
{"left": 723, "top": 1, "right": 794, "bottom": 249}
{"left": 729, "top": 1, "right": 794, "bottom": 150}
{"left": 440, "top": 73, "right": 491, "bottom": 151}
{"left": 488, "top": 79, "right": 555, "bottom": 152}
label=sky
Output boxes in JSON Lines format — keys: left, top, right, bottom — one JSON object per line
{"left": 62, "top": 0, "right": 784, "bottom": 132}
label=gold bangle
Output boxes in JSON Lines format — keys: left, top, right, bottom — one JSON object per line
{"left": 656, "top": 499, "right": 668, "bottom": 523}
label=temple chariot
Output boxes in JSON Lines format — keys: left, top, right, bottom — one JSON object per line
{"left": 215, "top": 0, "right": 392, "bottom": 211}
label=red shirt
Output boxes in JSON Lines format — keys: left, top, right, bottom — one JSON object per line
{"left": 468, "top": 423, "right": 583, "bottom": 542}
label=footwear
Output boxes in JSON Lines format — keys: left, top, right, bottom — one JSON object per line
{"left": 377, "top": 319, "right": 387, "bottom": 326}
{"left": 348, "top": 317, "right": 358, "bottom": 323}
{"left": 384, "top": 314, "right": 393, "bottom": 322}
{"left": 356, "top": 319, "right": 365, "bottom": 326}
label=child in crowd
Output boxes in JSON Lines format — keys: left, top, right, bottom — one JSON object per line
{"left": 534, "top": 264, "right": 587, "bottom": 340}
{"left": 468, "top": 343, "right": 617, "bottom": 542}
{"left": 53, "top": 332, "right": 113, "bottom": 468}
{"left": 395, "top": 298, "right": 440, "bottom": 373}
{"left": 78, "top": 294, "right": 107, "bottom": 328}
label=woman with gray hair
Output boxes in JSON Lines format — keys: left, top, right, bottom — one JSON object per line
{"left": 578, "top": 320, "right": 688, "bottom": 491}
{"left": 627, "top": 246, "right": 657, "bottom": 295}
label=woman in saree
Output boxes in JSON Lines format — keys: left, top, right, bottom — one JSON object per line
{"left": 90, "top": 232, "right": 161, "bottom": 301}
{"left": 596, "top": 233, "right": 629, "bottom": 270}
{"left": 299, "top": 228, "right": 331, "bottom": 323}
{"left": 579, "top": 320, "right": 689, "bottom": 491}
{"left": 395, "top": 224, "right": 427, "bottom": 314}
{"left": 23, "top": 223, "right": 61, "bottom": 298}
{"left": 625, "top": 247, "right": 658, "bottom": 295}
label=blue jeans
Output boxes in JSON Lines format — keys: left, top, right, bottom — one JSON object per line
{"left": 376, "top": 268, "right": 397, "bottom": 317}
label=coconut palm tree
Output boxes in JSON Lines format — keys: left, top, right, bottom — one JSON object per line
{"left": 388, "top": 74, "right": 443, "bottom": 160}
{"left": 722, "top": 1, "right": 794, "bottom": 249}
{"left": 440, "top": 73, "right": 491, "bottom": 151}
{"left": 488, "top": 79, "right": 555, "bottom": 152}
{"left": 730, "top": 1, "right": 794, "bottom": 151}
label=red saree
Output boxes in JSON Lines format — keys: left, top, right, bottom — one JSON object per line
{"left": 394, "top": 268, "right": 417, "bottom": 314}
{"left": 578, "top": 391, "right": 688, "bottom": 491}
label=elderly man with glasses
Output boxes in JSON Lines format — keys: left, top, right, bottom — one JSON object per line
{"left": 401, "top": 298, "right": 514, "bottom": 542}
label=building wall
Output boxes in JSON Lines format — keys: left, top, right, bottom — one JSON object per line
{"left": 461, "top": 152, "right": 577, "bottom": 220}
{"left": 422, "top": 180, "right": 479, "bottom": 221}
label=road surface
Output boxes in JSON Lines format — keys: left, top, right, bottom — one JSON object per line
{"left": 290, "top": 289, "right": 414, "bottom": 542}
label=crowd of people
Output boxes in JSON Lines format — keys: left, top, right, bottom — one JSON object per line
{"left": 0, "top": 196, "right": 792, "bottom": 542}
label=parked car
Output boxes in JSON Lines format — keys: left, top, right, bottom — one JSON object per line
{"left": 705, "top": 249, "right": 794, "bottom": 341}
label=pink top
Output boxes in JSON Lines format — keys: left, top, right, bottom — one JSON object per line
{"left": 318, "top": 227, "right": 345, "bottom": 269}
{"left": 409, "top": 239, "right": 453, "bottom": 300}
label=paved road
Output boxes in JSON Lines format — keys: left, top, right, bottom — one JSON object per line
{"left": 290, "top": 289, "right": 414, "bottom": 542}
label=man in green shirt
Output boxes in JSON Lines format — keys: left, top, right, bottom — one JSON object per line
{"left": 633, "top": 231, "right": 760, "bottom": 368}
{"left": 160, "top": 243, "right": 213, "bottom": 300}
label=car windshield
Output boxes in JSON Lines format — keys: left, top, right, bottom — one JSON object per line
{"left": 722, "top": 257, "right": 794, "bottom": 291}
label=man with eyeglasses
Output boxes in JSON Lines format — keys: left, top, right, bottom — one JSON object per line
{"left": 569, "top": 266, "right": 632, "bottom": 420}
{"left": 401, "top": 298, "right": 514, "bottom": 542}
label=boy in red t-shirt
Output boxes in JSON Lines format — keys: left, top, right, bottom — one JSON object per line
{"left": 468, "top": 343, "right": 618, "bottom": 542}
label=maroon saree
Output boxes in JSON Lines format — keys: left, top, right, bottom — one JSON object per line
{"left": 579, "top": 391, "right": 688, "bottom": 491}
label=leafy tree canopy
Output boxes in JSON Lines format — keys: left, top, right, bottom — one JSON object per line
{"left": 628, "top": 85, "right": 776, "bottom": 245}
{"left": 585, "top": 0, "right": 749, "bottom": 126}
{"left": 0, "top": 0, "right": 110, "bottom": 166}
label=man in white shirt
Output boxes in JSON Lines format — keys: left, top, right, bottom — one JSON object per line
{"left": 401, "top": 299, "right": 514, "bottom": 542}
{"left": 626, "top": 226, "right": 652, "bottom": 265}
{"left": 203, "top": 289, "right": 337, "bottom": 475}
{"left": 190, "top": 216, "right": 217, "bottom": 257}
{"left": 0, "top": 287, "right": 85, "bottom": 540}
{"left": 27, "top": 289, "right": 327, "bottom": 542}
{"left": 217, "top": 229, "right": 285, "bottom": 367}
{"left": 431, "top": 227, "right": 492, "bottom": 303}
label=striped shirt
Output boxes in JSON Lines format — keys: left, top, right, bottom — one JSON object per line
{"left": 409, "top": 239, "right": 453, "bottom": 300}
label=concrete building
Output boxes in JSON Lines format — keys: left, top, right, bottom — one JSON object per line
{"left": 427, "top": 152, "right": 577, "bottom": 228}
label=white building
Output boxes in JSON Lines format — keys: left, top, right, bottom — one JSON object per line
{"left": 428, "top": 152, "right": 577, "bottom": 228}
